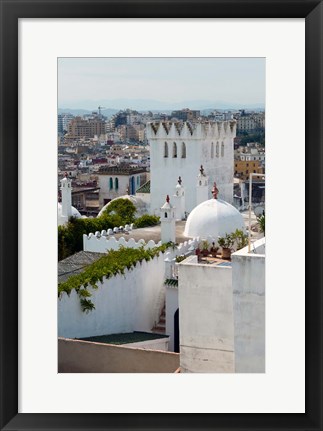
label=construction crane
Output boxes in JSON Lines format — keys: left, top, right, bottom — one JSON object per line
{"left": 98, "top": 106, "right": 106, "bottom": 117}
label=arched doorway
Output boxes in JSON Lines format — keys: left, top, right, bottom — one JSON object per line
{"left": 174, "top": 308, "right": 180, "bottom": 353}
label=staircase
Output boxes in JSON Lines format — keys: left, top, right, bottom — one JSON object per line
{"left": 151, "top": 303, "right": 166, "bottom": 334}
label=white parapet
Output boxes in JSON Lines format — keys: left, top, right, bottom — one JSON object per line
{"left": 83, "top": 232, "right": 162, "bottom": 253}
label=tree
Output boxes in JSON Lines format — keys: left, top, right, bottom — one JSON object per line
{"left": 101, "top": 198, "right": 136, "bottom": 223}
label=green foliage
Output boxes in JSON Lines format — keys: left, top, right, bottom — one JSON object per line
{"left": 201, "top": 240, "right": 209, "bottom": 250}
{"left": 257, "top": 213, "right": 265, "bottom": 234}
{"left": 232, "top": 229, "right": 248, "bottom": 250}
{"left": 58, "top": 244, "right": 170, "bottom": 312}
{"left": 58, "top": 214, "right": 120, "bottom": 261}
{"left": 134, "top": 214, "right": 160, "bottom": 228}
{"left": 58, "top": 199, "right": 161, "bottom": 261}
{"left": 237, "top": 131, "right": 265, "bottom": 146}
{"left": 218, "top": 229, "right": 249, "bottom": 251}
{"left": 102, "top": 198, "right": 136, "bottom": 223}
{"left": 218, "top": 233, "right": 235, "bottom": 249}
{"left": 175, "top": 255, "right": 186, "bottom": 263}
{"left": 80, "top": 298, "right": 95, "bottom": 313}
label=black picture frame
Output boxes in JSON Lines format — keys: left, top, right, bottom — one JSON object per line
{"left": 1, "top": 1, "right": 322, "bottom": 430}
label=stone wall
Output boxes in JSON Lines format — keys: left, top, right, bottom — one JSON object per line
{"left": 58, "top": 338, "right": 179, "bottom": 373}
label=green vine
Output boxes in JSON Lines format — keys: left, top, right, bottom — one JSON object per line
{"left": 58, "top": 244, "right": 170, "bottom": 312}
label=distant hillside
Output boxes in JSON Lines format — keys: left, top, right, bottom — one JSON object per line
{"left": 58, "top": 99, "right": 265, "bottom": 113}
{"left": 58, "top": 108, "right": 118, "bottom": 118}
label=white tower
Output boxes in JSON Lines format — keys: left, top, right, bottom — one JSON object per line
{"left": 160, "top": 195, "right": 176, "bottom": 244}
{"left": 196, "top": 165, "right": 209, "bottom": 205}
{"left": 173, "top": 176, "right": 185, "bottom": 221}
{"left": 147, "top": 120, "right": 236, "bottom": 214}
{"left": 60, "top": 174, "right": 72, "bottom": 222}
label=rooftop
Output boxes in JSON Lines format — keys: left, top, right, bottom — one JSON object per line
{"left": 114, "top": 220, "right": 189, "bottom": 244}
{"left": 97, "top": 163, "right": 146, "bottom": 176}
{"left": 58, "top": 251, "right": 103, "bottom": 283}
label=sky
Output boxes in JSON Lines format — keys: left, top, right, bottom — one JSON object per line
{"left": 58, "top": 58, "right": 265, "bottom": 110}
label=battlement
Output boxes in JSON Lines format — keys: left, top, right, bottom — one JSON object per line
{"left": 83, "top": 232, "right": 162, "bottom": 253}
{"left": 146, "top": 120, "right": 236, "bottom": 140}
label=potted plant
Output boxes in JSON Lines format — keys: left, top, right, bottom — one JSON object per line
{"left": 210, "top": 242, "right": 219, "bottom": 257}
{"left": 257, "top": 213, "right": 265, "bottom": 235}
{"left": 232, "top": 229, "right": 248, "bottom": 251}
{"left": 218, "top": 233, "right": 234, "bottom": 259}
{"left": 201, "top": 240, "right": 210, "bottom": 257}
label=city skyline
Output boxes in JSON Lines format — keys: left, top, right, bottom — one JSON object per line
{"left": 58, "top": 58, "right": 265, "bottom": 110}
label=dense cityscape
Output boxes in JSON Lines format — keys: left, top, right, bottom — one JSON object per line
{"left": 58, "top": 107, "right": 265, "bottom": 217}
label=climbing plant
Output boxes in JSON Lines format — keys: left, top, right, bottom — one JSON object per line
{"left": 58, "top": 244, "right": 171, "bottom": 312}
{"left": 58, "top": 199, "right": 161, "bottom": 261}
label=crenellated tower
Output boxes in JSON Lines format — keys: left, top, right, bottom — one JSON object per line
{"left": 147, "top": 120, "right": 236, "bottom": 215}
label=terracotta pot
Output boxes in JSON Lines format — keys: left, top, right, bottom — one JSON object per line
{"left": 211, "top": 247, "right": 219, "bottom": 257}
{"left": 202, "top": 249, "right": 209, "bottom": 257}
{"left": 221, "top": 248, "right": 231, "bottom": 259}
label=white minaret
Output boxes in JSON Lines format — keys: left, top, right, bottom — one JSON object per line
{"left": 173, "top": 176, "right": 185, "bottom": 221}
{"left": 60, "top": 174, "right": 72, "bottom": 221}
{"left": 160, "top": 195, "right": 176, "bottom": 244}
{"left": 196, "top": 165, "right": 209, "bottom": 205}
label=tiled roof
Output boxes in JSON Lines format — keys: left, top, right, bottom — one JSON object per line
{"left": 58, "top": 251, "right": 103, "bottom": 283}
{"left": 136, "top": 180, "right": 150, "bottom": 194}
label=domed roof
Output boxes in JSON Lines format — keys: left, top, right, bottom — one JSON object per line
{"left": 57, "top": 202, "right": 82, "bottom": 226}
{"left": 184, "top": 198, "right": 245, "bottom": 243}
{"left": 97, "top": 195, "right": 149, "bottom": 218}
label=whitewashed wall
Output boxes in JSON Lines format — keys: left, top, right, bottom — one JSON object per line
{"left": 58, "top": 253, "right": 166, "bottom": 339}
{"left": 177, "top": 256, "right": 234, "bottom": 373}
{"left": 83, "top": 233, "right": 161, "bottom": 253}
{"left": 231, "top": 237, "right": 265, "bottom": 373}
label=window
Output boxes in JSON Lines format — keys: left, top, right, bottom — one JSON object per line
{"left": 109, "top": 177, "right": 113, "bottom": 189}
{"left": 216, "top": 142, "right": 219, "bottom": 157}
{"left": 181, "top": 142, "right": 186, "bottom": 158}
{"left": 164, "top": 142, "right": 168, "bottom": 158}
{"left": 221, "top": 142, "right": 224, "bottom": 157}
{"left": 164, "top": 212, "right": 168, "bottom": 218}
{"left": 115, "top": 177, "right": 119, "bottom": 190}
{"left": 211, "top": 142, "right": 214, "bottom": 158}
{"left": 173, "top": 142, "right": 177, "bottom": 158}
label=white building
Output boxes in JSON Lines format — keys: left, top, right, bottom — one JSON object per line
{"left": 147, "top": 120, "right": 236, "bottom": 214}
{"left": 97, "top": 165, "right": 147, "bottom": 207}
{"left": 58, "top": 167, "right": 265, "bottom": 373}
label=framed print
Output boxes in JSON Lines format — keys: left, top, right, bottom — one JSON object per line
{"left": 1, "top": 0, "right": 322, "bottom": 430}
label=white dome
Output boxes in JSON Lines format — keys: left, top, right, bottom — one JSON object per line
{"left": 97, "top": 195, "right": 149, "bottom": 218}
{"left": 57, "top": 202, "right": 82, "bottom": 226}
{"left": 184, "top": 198, "right": 245, "bottom": 243}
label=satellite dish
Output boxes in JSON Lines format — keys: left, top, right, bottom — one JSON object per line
{"left": 254, "top": 206, "right": 265, "bottom": 217}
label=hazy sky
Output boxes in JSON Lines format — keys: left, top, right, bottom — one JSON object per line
{"left": 58, "top": 57, "right": 265, "bottom": 109}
